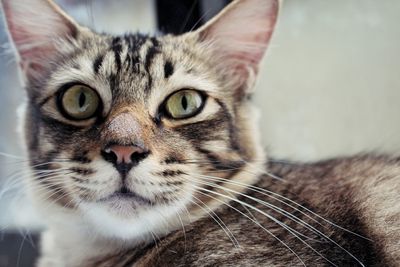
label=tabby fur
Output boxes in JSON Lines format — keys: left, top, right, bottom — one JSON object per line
{"left": 1, "top": 0, "right": 399, "bottom": 266}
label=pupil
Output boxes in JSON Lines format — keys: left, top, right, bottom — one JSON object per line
{"left": 181, "top": 95, "right": 188, "bottom": 110}
{"left": 78, "top": 92, "right": 86, "bottom": 108}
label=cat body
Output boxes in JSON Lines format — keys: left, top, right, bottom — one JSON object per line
{"left": 1, "top": 0, "right": 399, "bottom": 266}
{"left": 38, "top": 156, "right": 400, "bottom": 267}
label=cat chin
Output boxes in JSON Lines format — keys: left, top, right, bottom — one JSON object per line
{"left": 78, "top": 199, "right": 189, "bottom": 241}
{"left": 96, "top": 190, "right": 154, "bottom": 215}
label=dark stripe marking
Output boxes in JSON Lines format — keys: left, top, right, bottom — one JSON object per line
{"left": 159, "top": 170, "right": 185, "bottom": 177}
{"left": 111, "top": 37, "right": 123, "bottom": 71}
{"left": 71, "top": 176, "right": 88, "bottom": 183}
{"left": 72, "top": 150, "right": 91, "bottom": 164}
{"left": 144, "top": 37, "right": 161, "bottom": 92}
{"left": 109, "top": 73, "right": 118, "bottom": 92}
{"left": 164, "top": 60, "right": 174, "bottom": 79}
{"left": 196, "top": 147, "right": 245, "bottom": 172}
{"left": 164, "top": 156, "right": 183, "bottom": 164}
{"left": 160, "top": 180, "right": 184, "bottom": 186}
{"left": 31, "top": 150, "right": 60, "bottom": 172}
{"left": 70, "top": 167, "right": 95, "bottom": 176}
{"left": 123, "top": 33, "right": 148, "bottom": 74}
{"left": 173, "top": 112, "right": 226, "bottom": 141}
{"left": 93, "top": 54, "right": 104, "bottom": 74}
{"left": 214, "top": 99, "right": 241, "bottom": 152}
{"left": 38, "top": 95, "right": 53, "bottom": 107}
{"left": 71, "top": 155, "right": 92, "bottom": 164}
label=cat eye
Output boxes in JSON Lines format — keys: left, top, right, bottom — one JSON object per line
{"left": 164, "top": 90, "right": 205, "bottom": 119}
{"left": 59, "top": 84, "right": 100, "bottom": 120}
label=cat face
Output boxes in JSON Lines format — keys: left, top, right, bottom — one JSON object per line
{"left": 2, "top": 0, "right": 278, "bottom": 239}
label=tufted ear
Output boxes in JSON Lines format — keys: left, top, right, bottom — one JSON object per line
{"left": 194, "top": 0, "right": 279, "bottom": 94}
{"left": 1, "top": 0, "right": 80, "bottom": 84}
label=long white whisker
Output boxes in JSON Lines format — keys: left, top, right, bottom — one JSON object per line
{"left": 196, "top": 174, "right": 328, "bottom": 241}
{"left": 193, "top": 184, "right": 340, "bottom": 266}
{"left": 189, "top": 196, "right": 240, "bottom": 248}
{"left": 0, "top": 151, "right": 26, "bottom": 160}
{"left": 175, "top": 210, "right": 187, "bottom": 254}
{"left": 193, "top": 188, "right": 306, "bottom": 266}
{"left": 191, "top": 177, "right": 323, "bottom": 242}
{"left": 200, "top": 168, "right": 370, "bottom": 241}
{"left": 191, "top": 171, "right": 366, "bottom": 266}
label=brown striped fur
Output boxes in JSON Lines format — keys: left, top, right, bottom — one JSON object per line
{"left": 85, "top": 156, "right": 400, "bottom": 266}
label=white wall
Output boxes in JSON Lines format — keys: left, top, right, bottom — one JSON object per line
{"left": 256, "top": 0, "right": 400, "bottom": 161}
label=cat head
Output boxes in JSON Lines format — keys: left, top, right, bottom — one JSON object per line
{"left": 2, "top": 0, "right": 278, "bottom": 240}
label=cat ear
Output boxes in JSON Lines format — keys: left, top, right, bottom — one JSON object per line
{"left": 194, "top": 0, "right": 279, "bottom": 93}
{"left": 1, "top": 0, "right": 80, "bottom": 83}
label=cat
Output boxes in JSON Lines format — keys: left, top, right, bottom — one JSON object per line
{"left": 1, "top": 0, "right": 399, "bottom": 266}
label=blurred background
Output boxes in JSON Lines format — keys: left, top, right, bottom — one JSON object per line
{"left": 0, "top": 0, "right": 400, "bottom": 265}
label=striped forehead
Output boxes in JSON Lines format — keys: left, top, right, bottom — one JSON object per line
{"left": 92, "top": 35, "right": 163, "bottom": 101}
{"left": 48, "top": 34, "right": 179, "bottom": 101}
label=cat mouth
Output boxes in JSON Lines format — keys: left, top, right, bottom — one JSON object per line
{"left": 98, "top": 186, "right": 152, "bottom": 206}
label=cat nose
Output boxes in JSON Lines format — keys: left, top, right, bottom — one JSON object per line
{"left": 106, "top": 145, "right": 146, "bottom": 164}
{"left": 101, "top": 145, "right": 149, "bottom": 174}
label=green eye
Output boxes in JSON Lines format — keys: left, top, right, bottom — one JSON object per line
{"left": 60, "top": 85, "right": 100, "bottom": 120}
{"left": 165, "top": 90, "right": 204, "bottom": 119}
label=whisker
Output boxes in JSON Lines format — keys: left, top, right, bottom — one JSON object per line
{"left": 196, "top": 168, "right": 370, "bottom": 241}
{"left": 0, "top": 151, "right": 26, "bottom": 160}
{"left": 193, "top": 188, "right": 306, "bottom": 266}
{"left": 16, "top": 228, "right": 28, "bottom": 267}
{"left": 189, "top": 196, "right": 240, "bottom": 248}
{"left": 176, "top": 211, "right": 187, "bottom": 254}
{"left": 179, "top": 0, "right": 200, "bottom": 34}
{"left": 190, "top": 172, "right": 366, "bottom": 266}
{"left": 196, "top": 174, "right": 326, "bottom": 240}
{"left": 193, "top": 184, "right": 339, "bottom": 266}
{"left": 191, "top": 177, "right": 323, "bottom": 242}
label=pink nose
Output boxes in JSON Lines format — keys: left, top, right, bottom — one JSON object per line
{"left": 105, "top": 145, "right": 146, "bottom": 164}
